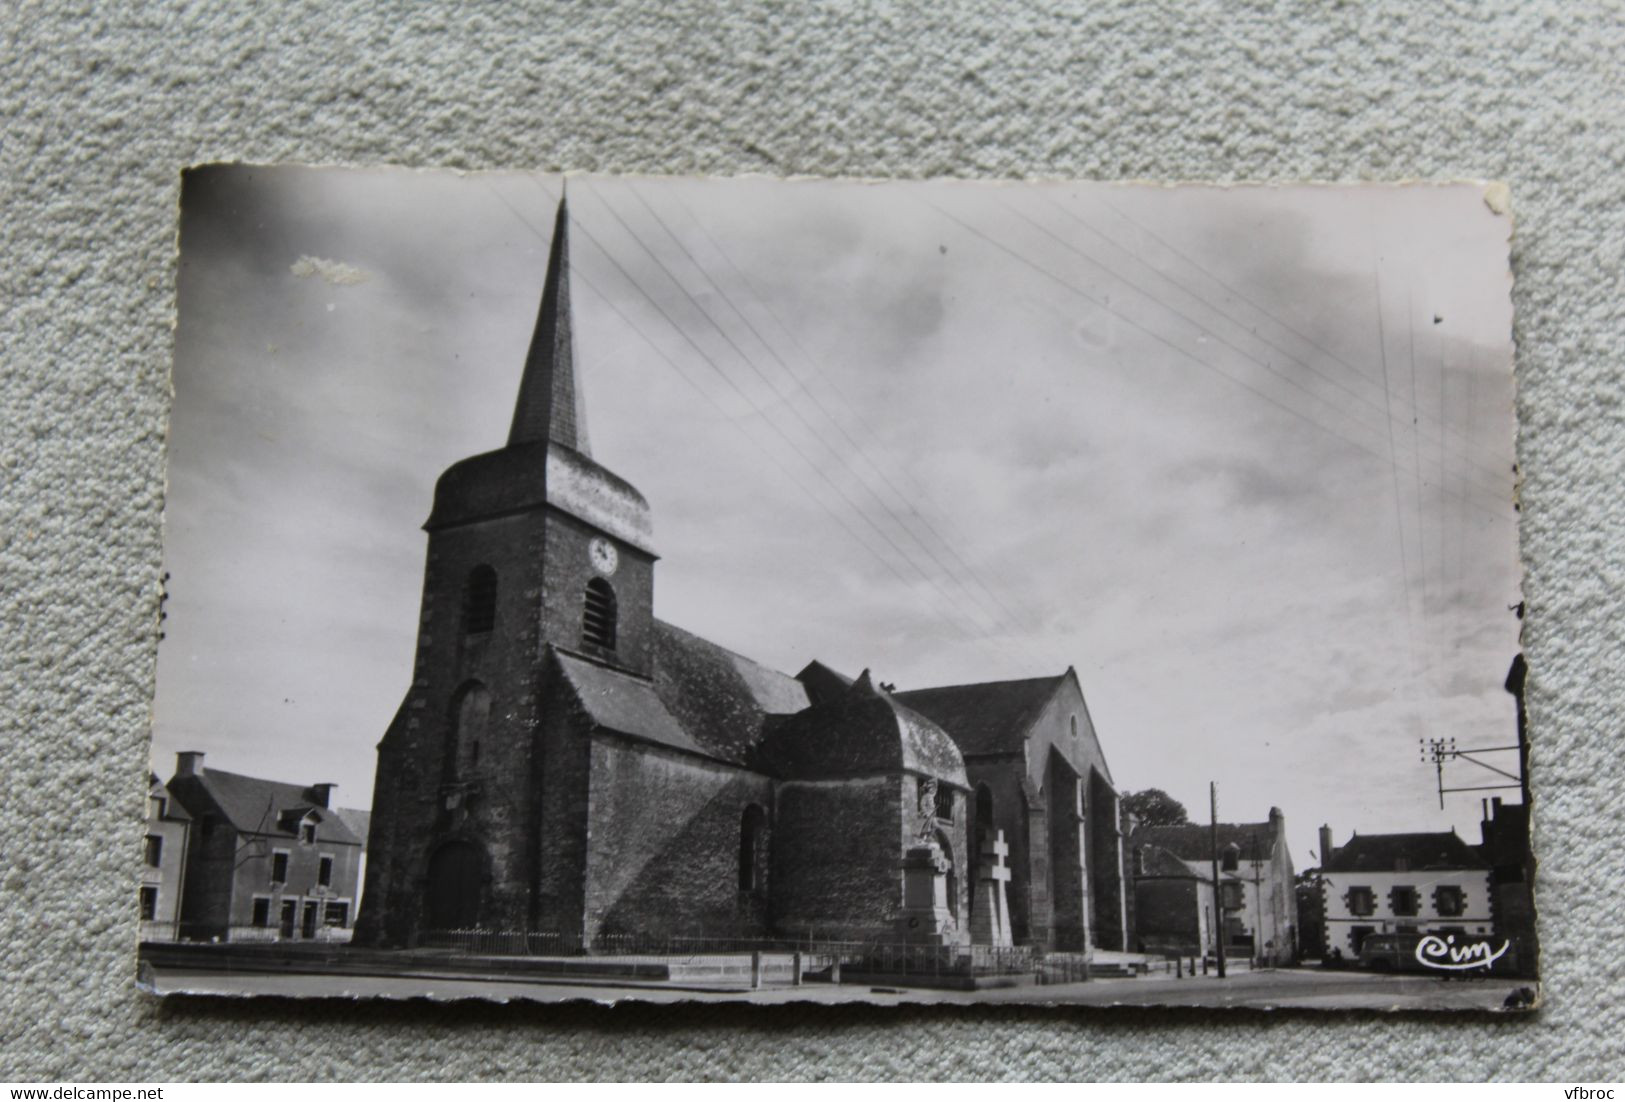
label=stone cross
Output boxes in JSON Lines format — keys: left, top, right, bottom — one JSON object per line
{"left": 972, "top": 829, "right": 1014, "bottom": 948}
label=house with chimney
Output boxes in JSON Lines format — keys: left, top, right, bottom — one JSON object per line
{"left": 164, "top": 751, "right": 364, "bottom": 942}
{"left": 1130, "top": 808, "right": 1296, "bottom": 965}
{"left": 1316, "top": 826, "right": 1494, "bottom": 960}
{"left": 139, "top": 773, "right": 192, "bottom": 941}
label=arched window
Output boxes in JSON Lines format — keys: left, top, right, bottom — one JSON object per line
{"left": 1222, "top": 842, "right": 1240, "bottom": 872}
{"left": 582, "top": 578, "right": 617, "bottom": 650}
{"left": 936, "top": 829, "right": 958, "bottom": 919}
{"left": 448, "top": 681, "right": 490, "bottom": 781}
{"left": 1070, "top": 714, "right": 1078, "bottom": 739}
{"left": 463, "top": 566, "right": 497, "bottom": 634}
{"left": 738, "top": 804, "right": 767, "bottom": 893}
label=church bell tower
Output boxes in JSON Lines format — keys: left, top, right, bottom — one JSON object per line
{"left": 355, "top": 192, "right": 658, "bottom": 947}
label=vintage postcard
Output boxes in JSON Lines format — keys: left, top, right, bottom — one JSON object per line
{"left": 139, "top": 167, "right": 1533, "bottom": 1010}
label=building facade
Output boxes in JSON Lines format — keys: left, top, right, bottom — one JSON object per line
{"left": 164, "top": 752, "right": 364, "bottom": 942}
{"left": 355, "top": 199, "right": 1128, "bottom": 955}
{"left": 1126, "top": 842, "right": 1213, "bottom": 959}
{"left": 140, "top": 774, "right": 191, "bottom": 941}
{"left": 1317, "top": 829, "right": 1494, "bottom": 959}
{"left": 1130, "top": 808, "right": 1295, "bottom": 965}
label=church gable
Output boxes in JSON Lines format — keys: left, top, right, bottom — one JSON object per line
{"left": 895, "top": 674, "right": 1066, "bottom": 757}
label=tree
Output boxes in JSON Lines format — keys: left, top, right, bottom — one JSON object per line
{"left": 1122, "top": 788, "right": 1189, "bottom": 827}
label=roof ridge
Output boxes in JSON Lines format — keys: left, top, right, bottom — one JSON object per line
{"left": 195, "top": 766, "right": 323, "bottom": 792}
{"left": 653, "top": 618, "right": 797, "bottom": 682}
{"left": 895, "top": 672, "right": 1067, "bottom": 695}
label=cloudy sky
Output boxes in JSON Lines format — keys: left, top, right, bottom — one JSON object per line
{"left": 152, "top": 167, "right": 1520, "bottom": 867}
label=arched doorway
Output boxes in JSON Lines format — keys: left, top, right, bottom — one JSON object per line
{"left": 935, "top": 828, "right": 959, "bottom": 921}
{"left": 424, "top": 839, "right": 484, "bottom": 930}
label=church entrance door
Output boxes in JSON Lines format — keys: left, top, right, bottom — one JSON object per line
{"left": 425, "top": 840, "right": 483, "bottom": 930}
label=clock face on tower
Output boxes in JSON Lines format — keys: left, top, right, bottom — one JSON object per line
{"left": 588, "top": 537, "right": 619, "bottom": 577}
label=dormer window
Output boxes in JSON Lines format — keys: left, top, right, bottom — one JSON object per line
{"left": 464, "top": 565, "right": 497, "bottom": 635}
{"left": 300, "top": 821, "right": 316, "bottom": 845}
{"left": 1222, "top": 843, "right": 1240, "bottom": 872}
{"left": 582, "top": 578, "right": 617, "bottom": 650}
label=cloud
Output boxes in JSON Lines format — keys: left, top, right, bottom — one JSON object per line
{"left": 290, "top": 255, "right": 370, "bottom": 286}
{"left": 153, "top": 169, "right": 1521, "bottom": 870}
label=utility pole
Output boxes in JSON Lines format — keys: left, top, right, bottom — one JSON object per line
{"left": 1209, "top": 781, "right": 1226, "bottom": 979}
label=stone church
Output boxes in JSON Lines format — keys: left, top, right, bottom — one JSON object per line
{"left": 354, "top": 198, "right": 1130, "bottom": 955}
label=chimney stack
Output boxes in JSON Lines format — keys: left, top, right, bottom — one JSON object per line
{"left": 1318, "top": 824, "right": 1335, "bottom": 867}
{"left": 309, "top": 783, "right": 336, "bottom": 809}
{"left": 176, "top": 751, "right": 205, "bottom": 777}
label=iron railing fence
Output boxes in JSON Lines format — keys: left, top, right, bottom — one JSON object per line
{"left": 138, "top": 923, "right": 355, "bottom": 945}
{"left": 414, "top": 929, "right": 1047, "bottom": 978}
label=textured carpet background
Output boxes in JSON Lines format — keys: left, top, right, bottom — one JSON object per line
{"left": 3, "top": 0, "right": 1623, "bottom": 1082}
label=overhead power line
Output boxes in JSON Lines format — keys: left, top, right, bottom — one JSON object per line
{"left": 923, "top": 196, "right": 1513, "bottom": 527}
{"left": 570, "top": 179, "right": 1051, "bottom": 667}
{"left": 1093, "top": 193, "right": 1513, "bottom": 485}
{"left": 488, "top": 178, "right": 1036, "bottom": 668}
{"left": 627, "top": 179, "right": 1046, "bottom": 642}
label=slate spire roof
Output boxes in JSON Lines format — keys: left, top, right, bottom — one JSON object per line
{"left": 508, "top": 192, "right": 589, "bottom": 454}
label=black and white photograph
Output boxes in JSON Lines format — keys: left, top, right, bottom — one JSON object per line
{"left": 139, "top": 166, "right": 1533, "bottom": 1011}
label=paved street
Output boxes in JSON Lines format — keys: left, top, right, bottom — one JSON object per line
{"left": 145, "top": 964, "right": 1534, "bottom": 1012}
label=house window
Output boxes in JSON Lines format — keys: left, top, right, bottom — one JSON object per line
{"left": 582, "top": 578, "right": 617, "bottom": 650}
{"left": 150, "top": 796, "right": 167, "bottom": 819}
{"left": 1221, "top": 843, "right": 1240, "bottom": 872}
{"left": 463, "top": 565, "right": 497, "bottom": 634}
{"left": 300, "top": 821, "right": 316, "bottom": 845}
{"left": 1434, "top": 885, "right": 1465, "bottom": 917}
{"left": 138, "top": 886, "right": 157, "bottom": 921}
{"left": 143, "top": 834, "right": 163, "bottom": 868}
{"left": 324, "top": 901, "right": 349, "bottom": 927}
{"left": 252, "top": 897, "right": 272, "bottom": 928}
{"left": 1389, "top": 886, "right": 1420, "bottom": 917}
{"left": 1346, "top": 886, "right": 1375, "bottom": 916}
{"left": 934, "top": 783, "right": 954, "bottom": 822}
{"left": 271, "top": 851, "right": 289, "bottom": 884}
{"left": 1349, "top": 925, "right": 1375, "bottom": 953}
{"left": 318, "top": 855, "right": 333, "bottom": 889}
{"left": 1220, "top": 880, "right": 1244, "bottom": 910}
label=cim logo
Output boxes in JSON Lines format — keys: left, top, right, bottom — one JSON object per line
{"left": 1413, "top": 933, "right": 1510, "bottom": 971}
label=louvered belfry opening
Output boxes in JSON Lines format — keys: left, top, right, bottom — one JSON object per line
{"left": 582, "top": 577, "right": 617, "bottom": 651}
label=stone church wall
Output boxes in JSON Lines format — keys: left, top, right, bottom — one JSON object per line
{"left": 581, "top": 734, "right": 774, "bottom": 943}
{"left": 771, "top": 775, "right": 910, "bottom": 941}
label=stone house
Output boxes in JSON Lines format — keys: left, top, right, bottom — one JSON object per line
{"left": 1317, "top": 828, "right": 1494, "bottom": 959}
{"left": 1130, "top": 808, "right": 1296, "bottom": 965}
{"left": 164, "top": 752, "right": 364, "bottom": 942}
{"left": 1126, "top": 841, "right": 1213, "bottom": 959}
{"left": 140, "top": 773, "right": 191, "bottom": 941}
{"left": 355, "top": 198, "right": 1128, "bottom": 954}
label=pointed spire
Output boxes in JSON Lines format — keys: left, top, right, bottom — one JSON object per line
{"left": 508, "top": 190, "right": 590, "bottom": 454}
